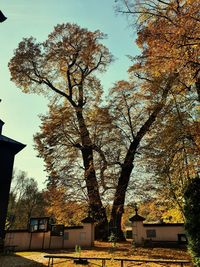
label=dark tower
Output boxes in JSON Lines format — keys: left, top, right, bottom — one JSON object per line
{"left": 0, "top": 119, "right": 26, "bottom": 249}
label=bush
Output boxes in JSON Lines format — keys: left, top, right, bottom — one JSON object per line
{"left": 184, "top": 177, "right": 200, "bottom": 266}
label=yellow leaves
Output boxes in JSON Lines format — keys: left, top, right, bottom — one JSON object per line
{"left": 162, "top": 208, "right": 184, "bottom": 223}
{"left": 111, "top": 80, "right": 134, "bottom": 94}
{"left": 129, "top": 0, "right": 200, "bottom": 95}
{"left": 9, "top": 23, "right": 113, "bottom": 101}
{"left": 137, "top": 7, "right": 152, "bottom": 24}
{"left": 185, "top": 0, "right": 196, "bottom": 4}
{"left": 128, "top": 63, "right": 142, "bottom": 73}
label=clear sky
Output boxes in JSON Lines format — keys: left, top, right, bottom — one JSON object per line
{"left": 0, "top": 0, "right": 138, "bottom": 189}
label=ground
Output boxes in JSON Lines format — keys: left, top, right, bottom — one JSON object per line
{"left": 0, "top": 241, "right": 191, "bottom": 267}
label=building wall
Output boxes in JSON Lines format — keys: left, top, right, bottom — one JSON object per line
{"left": 5, "top": 223, "right": 94, "bottom": 251}
{"left": 132, "top": 221, "right": 185, "bottom": 245}
{"left": 132, "top": 221, "right": 144, "bottom": 244}
{"left": 5, "top": 231, "right": 31, "bottom": 251}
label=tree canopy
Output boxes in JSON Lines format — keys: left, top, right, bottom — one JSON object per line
{"left": 9, "top": 1, "right": 199, "bottom": 240}
{"left": 117, "top": 0, "right": 200, "bottom": 101}
{"left": 116, "top": 0, "right": 200, "bottom": 216}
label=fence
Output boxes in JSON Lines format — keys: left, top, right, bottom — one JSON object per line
{"left": 44, "top": 255, "right": 192, "bottom": 267}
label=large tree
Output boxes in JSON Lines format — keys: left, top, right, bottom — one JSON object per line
{"left": 9, "top": 23, "right": 112, "bottom": 238}
{"left": 107, "top": 74, "right": 177, "bottom": 238}
{"left": 111, "top": 0, "right": 199, "bottom": 235}
{"left": 115, "top": 0, "right": 200, "bottom": 222}
{"left": 34, "top": 73, "right": 176, "bottom": 240}
{"left": 9, "top": 22, "right": 177, "bottom": 239}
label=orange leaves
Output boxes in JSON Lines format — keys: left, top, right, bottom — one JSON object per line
{"left": 111, "top": 80, "right": 134, "bottom": 94}
{"left": 9, "top": 37, "right": 44, "bottom": 92}
{"left": 9, "top": 23, "right": 113, "bottom": 103}
{"left": 44, "top": 184, "right": 87, "bottom": 225}
{"left": 46, "top": 23, "right": 112, "bottom": 75}
{"left": 128, "top": 0, "right": 200, "bottom": 95}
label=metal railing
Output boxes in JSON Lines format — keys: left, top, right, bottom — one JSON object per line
{"left": 44, "top": 255, "right": 192, "bottom": 267}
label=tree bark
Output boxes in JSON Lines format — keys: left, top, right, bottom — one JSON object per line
{"left": 76, "top": 109, "right": 108, "bottom": 239}
{"left": 110, "top": 80, "right": 174, "bottom": 240}
{"left": 195, "top": 79, "right": 200, "bottom": 103}
{"left": 109, "top": 140, "right": 138, "bottom": 241}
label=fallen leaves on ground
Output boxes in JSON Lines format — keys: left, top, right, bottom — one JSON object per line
{"left": 0, "top": 241, "right": 191, "bottom": 267}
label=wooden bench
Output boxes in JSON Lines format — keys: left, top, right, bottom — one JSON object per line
{"left": 44, "top": 255, "right": 192, "bottom": 267}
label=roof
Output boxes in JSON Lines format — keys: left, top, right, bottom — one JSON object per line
{"left": 0, "top": 134, "right": 26, "bottom": 154}
{"left": 64, "top": 226, "right": 83, "bottom": 230}
{"left": 129, "top": 214, "right": 145, "bottom": 222}
{"left": 0, "top": 119, "right": 4, "bottom": 127}
{"left": 143, "top": 223, "right": 184, "bottom": 227}
{"left": 81, "top": 216, "right": 96, "bottom": 224}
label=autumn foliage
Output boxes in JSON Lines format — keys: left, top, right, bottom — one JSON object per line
{"left": 8, "top": 1, "right": 199, "bottom": 240}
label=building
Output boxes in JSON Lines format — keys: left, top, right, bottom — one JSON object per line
{"left": 0, "top": 119, "right": 25, "bottom": 250}
{"left": 5, "top": 216, "right": 95, "bottom": 251}
{"left": 129, "top": 209, "right": 186, "bottom": 246}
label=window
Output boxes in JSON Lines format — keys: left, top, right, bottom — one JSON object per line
{"left": 29, "top": 217, "right": 49, "bottom": 232}
{"left": 146, "top": 229, "right": 156, "bottom": 238}
{"left": 39, "top": 219, "right": 47, "bottom": 230}
{"left": 51, "top": 225, "right": 64, "bottom": 236}
{"left": 30, "top": 219, "right": 39, "bottom": 232}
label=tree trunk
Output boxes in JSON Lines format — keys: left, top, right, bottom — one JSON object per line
{"left": 109, "top": 140, "right": 138, "bottom": 241}
{"left": 110, "top": 80, "right": 173, "bottom": 241}
{"left": 81, "top": 146, "right": 108, "bottom": 239}
{"left": 195, "top": 79, "right": 200, "bottom": 103}
{"left": 76, "top": 109, "right": 108, "bottom": 240}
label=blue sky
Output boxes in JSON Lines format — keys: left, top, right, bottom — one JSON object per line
{"left": 0, "top": 0, "right": 138, "bottom": 189}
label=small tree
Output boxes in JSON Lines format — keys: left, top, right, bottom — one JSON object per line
{"left": 9, "top": 171, "right": 46, "bottom": 229}
{"left": 184, "top": 177, "right": 200, "bottom": 267}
